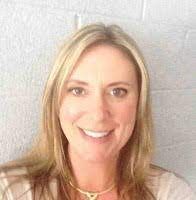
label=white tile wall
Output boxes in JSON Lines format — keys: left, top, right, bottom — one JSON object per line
{"left": 144, "top": 0, "right": 196, "bottom": 27}
{"left": 0, "top": 0, "right": 195, "bottom": 192}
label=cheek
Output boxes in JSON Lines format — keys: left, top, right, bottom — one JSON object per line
{"left": 59, "top": 100, "right": 83, "bottom": 122}
{"left": 59, "top": 101, "right": 83, "bottom": 140}
{"left": 115, "top": 101, "right": 137, "bottom": 123}
{"left": 115, "top": 102, "right": 138, "bottom": 149}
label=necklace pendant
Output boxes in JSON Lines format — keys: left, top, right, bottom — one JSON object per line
{"left": 86, "top": 192, "right": 98, "bottom": 200}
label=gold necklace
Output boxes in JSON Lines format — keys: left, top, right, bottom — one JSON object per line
{"left": 69, "top": 181, "right": 115, "bottom": 200}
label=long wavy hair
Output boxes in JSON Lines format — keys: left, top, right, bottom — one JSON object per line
{"left": 0, "top": 23, "right": 165, "bottom": 199}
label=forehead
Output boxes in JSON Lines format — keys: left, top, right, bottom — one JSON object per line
{"left": 68, "top": 44, "right": 138, "bottom": 84}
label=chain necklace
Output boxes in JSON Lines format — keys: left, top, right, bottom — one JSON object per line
{"left": 69, "top": 181, "right": 115, "bottom": 200}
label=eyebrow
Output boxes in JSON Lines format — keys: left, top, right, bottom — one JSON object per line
{"left": 65, "top": 79, "right": 133, "bottom": 87}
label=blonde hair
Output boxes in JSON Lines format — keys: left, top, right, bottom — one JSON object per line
{"left": 1, "top": 23, "right": 162, "bottom": 199}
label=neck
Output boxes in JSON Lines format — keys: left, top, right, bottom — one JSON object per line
{"left": 68, "top": 147, "right": 117, "bottom": 192}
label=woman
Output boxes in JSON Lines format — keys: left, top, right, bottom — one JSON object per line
{"left": 0, "top": 23, "right": 195, "bottom": 200}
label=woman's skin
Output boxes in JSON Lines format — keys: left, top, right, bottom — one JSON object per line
{"left": 59, "top": 44, "right": 139, "bottom": 199}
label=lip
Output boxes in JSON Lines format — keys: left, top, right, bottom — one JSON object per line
{"left": 83, "top": 130, "right": 110, "bottom": 138}
{"left": 78, "top": 127, "right": 114, "bottom": 144}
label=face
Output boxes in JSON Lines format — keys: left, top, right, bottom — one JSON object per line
{"left": 59, "top": 44, "right": 139, "bottom": 163}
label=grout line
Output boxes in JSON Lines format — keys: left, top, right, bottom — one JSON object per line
{"left": 74, "top": 13, "right": 82, "bottom": 31}
{"left": 150, "top": 88, "right": 196, "bottom": 93}
{"left": 141, "top": 0, "right": 147, "bottom": 21}
{"left": 180, "top": 30, "right": 189, "bottom": 60}
{"left": 156, "top": 139, "right": 196, "bottom": 150}
{"left": 180, "top": 29, "right": 196, "bottom": 59}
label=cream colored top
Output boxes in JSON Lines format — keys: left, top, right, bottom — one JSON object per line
{"left": 0, "top": 167, "right": 195, "bottom": 200}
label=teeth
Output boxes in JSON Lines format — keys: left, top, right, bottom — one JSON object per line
{"left": 82, "top": 129, "right": 111, "bottom": 138}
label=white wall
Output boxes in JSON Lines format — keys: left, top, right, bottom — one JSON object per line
{"left": 0, "top": 0, "right": 195, "bottom": 192}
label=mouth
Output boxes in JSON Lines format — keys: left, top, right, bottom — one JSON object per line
{"left": 78, "top": 127, "right": 114, "bottom": 139}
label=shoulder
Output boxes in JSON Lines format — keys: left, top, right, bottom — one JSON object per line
{"left": 0, "top": 165, "right": 58, "bottom": 200}
{"left": 147, "top": 166, "right": 196, "bottom": 200}
{"left": 0, "top": 166, "right": 32, "bottom": 199}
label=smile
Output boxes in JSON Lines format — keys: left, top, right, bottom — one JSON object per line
{"left": 82, "top": 129, "right": 111, "bottom": 138}
{"left": 79, "top": 128, "right": 114, "bottom": 139}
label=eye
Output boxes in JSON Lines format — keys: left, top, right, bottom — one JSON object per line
{"left": 110, "top": 88, "right": 128, "bottom": 98}
{"left": 68, "top": 87, "right": 85, "bottom": 96}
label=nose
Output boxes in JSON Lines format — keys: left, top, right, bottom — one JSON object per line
{"left": 89, "top": 93, "right": 111, "bottom": 122}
